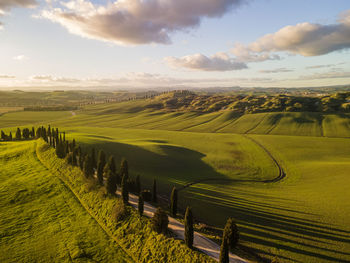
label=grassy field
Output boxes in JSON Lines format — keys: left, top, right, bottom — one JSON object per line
{"left": 0, "top": 111, "right": 72, "bottom": 128}
{"left": 0, "top": 141, "right": 131, "bottom": 262}
{"left": 1, "top": 103, "right": 350, "bottom": 262}
{"left": 49, "top": 100, "right": 350, "bottom": 137}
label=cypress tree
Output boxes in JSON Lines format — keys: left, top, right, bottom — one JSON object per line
{"left": 31, "top": 127, "right": 35, "bottom": 138}
{"left": 119, "top": 158, "right": 128, "bottom": 178}
{"left": 138, "top": 195, "right": 144, "bottom": 216}
{"left": 121, "top": 173, "right": 129, "bottom": 204}
{"left": 219, "top": 235, "right": 229, "bottom": 263}
{"left": 223, "top": 218, "right": 239, "bottom": 249}
{"left": 65, "top": 141, "right": 69, "bottom": 154}
{"left": 9, "top": 132, "right": 12, "bottom": 141}
{"left": 136, "top": 175, "right": 141, "bottom": 195}
{"left": 151, "top": 207, "right": 168, "bottom": 234}
{"left": 83, "top": 155, "right": 94, "bottom": 178}
{"left": 16, "top": 128, "right": 21, "bottom": 140}
{"left": 91, "top": 148, "right": 97, "bottom": 169}
{"left": 71, "top": 149, "right": 77, "bottom": 166}
{"left": 106, "top": 170, "right": 117, "bottom": 195}
{"left": 170, "top": 187, "right": 178, "bottom": 217}
{"left": 184, "top": 206, "right": 194, "bottom": 249}
{"left": 152, "top": 179, "right": 157, "bottom": 203}
{"left": 97, "top": 150, "right": 106, "bottom": 185}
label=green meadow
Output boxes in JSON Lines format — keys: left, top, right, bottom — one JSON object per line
{"left": 1, "top": 101, "right": 350, "bottom": 262}
{"left": 0, "top": 141, "right": 131, "bottom": 263}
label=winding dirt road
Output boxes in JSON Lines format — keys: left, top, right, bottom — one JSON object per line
{"left": 118, "top": 190, "right": 248, "bottom": 263}
{"left": 178, "top": 135, "right": 286, "bottom": 192}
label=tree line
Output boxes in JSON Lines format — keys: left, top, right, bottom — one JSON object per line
{"left": 32, "top": 125, "right": 239, "bottom": 263}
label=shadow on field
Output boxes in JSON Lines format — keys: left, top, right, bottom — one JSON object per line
{"left": 78, "top": 137, "right": 226, "bottom": 193}
{"left": 182, "top": 185, "right": 350, "bottom": 263}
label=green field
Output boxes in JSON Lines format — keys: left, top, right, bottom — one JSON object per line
{"left": 0, "top": 141, "right": 131, "bottom": 262}
{"left": 1, "top": 103, "right": 350, "bottom": 263}
{"left": 0, "top": 111, "right": 72, "bottom": 128}
{"left": 50, "top": 100, "right": 350, "bottom": 137}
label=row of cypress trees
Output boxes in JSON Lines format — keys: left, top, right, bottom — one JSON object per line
{"left": 38, "top": 125, "right": 239, "bottom": 261}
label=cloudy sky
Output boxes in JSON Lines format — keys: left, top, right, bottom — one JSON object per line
{"left": 0, "top": 0, "right": 350, "bottom": 89}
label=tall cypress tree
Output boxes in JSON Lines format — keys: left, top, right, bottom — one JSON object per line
{"left": 184, "top": 206, "right": 194, "bottom": 249}
{"left": 91, "top": 148, "right": 97, "bottom": 169}
{"left": 138, "top": 195, "right": 144, "bottom": 216}
{"left": 121, "top": 173, "right": 129, "bottom": 204}
{"left": 106, "top": 170, "right": 117, "bottom": 195}
{"left": 219, "top": 235, "right": 229, "bottom": 263}
{"left": 170, "top": 187, "right": 178, "bottom": 217}
{"left": 16, "top": 128, "right": 21, "bottom": 140}
{"left": 223, "top": 218, "right": 239, "bottom": 249}
{"left": 83, "top": 155, "right": 94, "bottom": 178}
{"left": 119, "top": 159, "right": 128, "bottom": 178}
{"left": 136, "top": 175, "right": 141, "bottom": 195}
{"left": 97, "top": 150, "right": 106, "bottom": 185}
{"left": 152, "top": 179, "right": 157, "bottom": 203}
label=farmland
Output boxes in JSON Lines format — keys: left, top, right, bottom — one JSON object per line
{"left": 1, "top": 95, "right": 350, "bottom": 262}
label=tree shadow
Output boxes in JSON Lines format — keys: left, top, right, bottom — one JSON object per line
{"left": 182, "top": 185, "right": 350, "bottom": 263}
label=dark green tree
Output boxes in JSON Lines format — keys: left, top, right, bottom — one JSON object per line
{"left": 138, "top": 194, "right": 144, "bottom": 216}
{"left": 106, "top": 170, "right": 117, "bottom": 195}
{"left": 91, "top": 148, "right": 97, "bottom": 169}
{"left": 97, "top": 150, "right": 106, "bottom": 185}
{"left": 16, "top": 128, "right": 21, "bottom": 140}
{"left": 119, "top": 158, "right": 128, "bottom": 178}
{"left": 219, "top": 235, "right": 229, "bottom": 263}
{"left": 9, "top": 132, "right": 12, "bottom": 141}
{"left": 170, "top": 187, "right": 178, "bottom": 217}
{"left": 136, "top": 175, "right": 141, "bottom": 195}
{"left": 223, "top": 218, "right": 239, "bottom": 249}
{"left": 83, "top": 155, "right": 94, "bottom": 178}
{"left": 184, "top": 206, "right": 194, "bottom": 249}
{"left": 121, "top": 173, "right": 129, "bottom": 204}
{"left": 151, "top": 207, "right": 168, "bottom": 234}
{"left": 152, "top": 178, "right": 157, "bottom": 203}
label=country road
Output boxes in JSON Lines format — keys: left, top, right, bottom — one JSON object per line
{"left": 178, "top": 135, "right": 286, "bottom": 191}
{"left": 118, "top": 190, "right": 248, "bottom": 263}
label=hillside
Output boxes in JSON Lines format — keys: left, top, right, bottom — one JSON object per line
{"left": 0, "top": 139, "right": 215, "bottom": 263}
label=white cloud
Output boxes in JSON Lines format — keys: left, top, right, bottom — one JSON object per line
{"left": 165, "top": 53, "right": 247, "bottom": 71}
{"left": 39, "top": 0, "right": 247, "bottom": 45}
{"left": 0, "top": 75, "right": 15, "bottom": 79}
{"left": 30, "top": 75, "right": 80, "bottom": 83}
{"left": 232, "top": 9, "right": 350, "bottom": 58}
{"left": 0, "top": 0, "right": 37, "bottom": 27}
{"left": 231, "top": 43, "right": 281, "bottom": 62}
{"left": 299, "top": 71, "right": 350, "bottom": 80}
{"left": 259, "top": 68, "right": 293, "bottom": 74}
{"left": 13, "top": 55, "right": 28, "bottom": 61}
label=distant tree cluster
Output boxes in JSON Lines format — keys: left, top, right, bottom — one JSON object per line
{"left": 0, "top": 127, "right": 35, "bottom": 142}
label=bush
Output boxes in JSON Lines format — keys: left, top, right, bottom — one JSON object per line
{"left": 112, "top": 200, "right": 130, "bottom": 222}
{"left": 151, "top": 207, "right": 168, "bottom": 234}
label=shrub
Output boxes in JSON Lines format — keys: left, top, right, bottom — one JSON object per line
{"left": 112, "top": 200, "right": 130, "bottom": 222}
{"left": 151, "top": 207, "right": 168, "bottom": 234}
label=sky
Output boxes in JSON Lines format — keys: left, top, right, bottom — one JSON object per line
{"left": 0, "top": 0, "right": 350, "bottom": 89}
